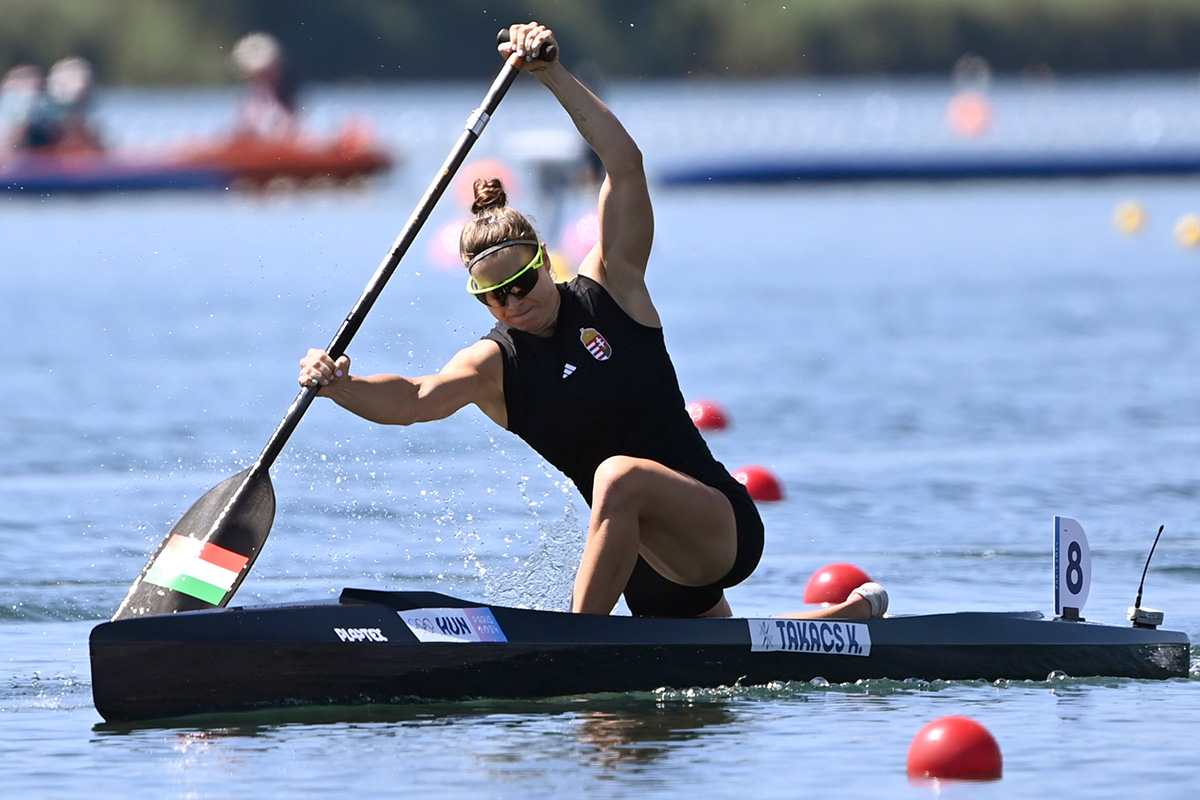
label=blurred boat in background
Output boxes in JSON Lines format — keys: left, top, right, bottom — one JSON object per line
{"left": 0, "top": 120, "right": 394, "bottom": 195}
{"left": 658, "top": 146, "right": 1200, "bottom": 186}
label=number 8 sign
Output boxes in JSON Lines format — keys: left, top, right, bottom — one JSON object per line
{"left": 1054, "top": 516, "right": 1091, "bottom": 617}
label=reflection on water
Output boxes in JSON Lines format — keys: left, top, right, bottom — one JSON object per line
{"left": 568, "top": 699, "right": 737, "bottom": 770}
{"left": 77, "top": 666, "right": 1200, "bottom": 797}
{"left": 90, "top": 672, "right": 1142, "bottom": 740}
{"left": 93, "top": 694, "right": 742, "bottom": 776}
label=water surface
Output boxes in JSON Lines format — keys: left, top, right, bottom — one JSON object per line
{"left": 3, "top": 75, "right": 1200, "bottom": 798}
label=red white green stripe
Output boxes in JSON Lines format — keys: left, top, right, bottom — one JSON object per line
{"left": 143, "top": 534, "right": 249, "bottom": 605}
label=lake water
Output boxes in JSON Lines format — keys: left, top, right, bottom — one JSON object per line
{"left": 3, "top": 73, "right": 1200, "bottom": 798}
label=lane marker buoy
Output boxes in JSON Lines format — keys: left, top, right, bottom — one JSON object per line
{"left": 1113, "top": 200, "right": 1147, "bottom": 235}
{"left": 907, "top": 715, "right": 1003, "bottom": 781}
{"left": 429, "top": 218, "right": 466, "bottom": 269}
{"left": 946, "top": 91, "right": 993, "bottom": 137}
{"left": 734, "top": 465, "right": 783, "bottom": 502}
{"left": 686, "top": 399, "right": 729, "bottom": 431}
{"left": 1174, "top": 213, "right": 1200, "bottom": 248}
{"left": 455, "top": 158, "right": 518, "bottom": 209}
{"left": 803, "top": 563, "right": 871, "bottom": 605}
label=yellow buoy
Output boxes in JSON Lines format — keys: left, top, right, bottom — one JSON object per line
{"left": 1174, "top": 213, "right": 1200, "bottom": 248}
{"left": 548, "top": 248, "right": 575, "bottom": 281}
{"left": 1113, "top": 201, "right": 1147, "bottom": 235}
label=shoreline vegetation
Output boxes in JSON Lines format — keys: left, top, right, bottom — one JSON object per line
{"left": 3, "top": 0, "right": 1200, "bottom": 86}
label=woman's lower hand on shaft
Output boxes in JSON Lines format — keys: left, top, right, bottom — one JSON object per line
{"left": 298, "top": 348, "right": 351, "bottom": 395}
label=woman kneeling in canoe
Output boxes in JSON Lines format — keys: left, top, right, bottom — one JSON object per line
{"left": 300, "top": 22, "right": 884, "bottom": 619}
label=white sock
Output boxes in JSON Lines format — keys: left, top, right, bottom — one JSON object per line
{"left": 851, "top": 582, "right": 889, "bottom": 618}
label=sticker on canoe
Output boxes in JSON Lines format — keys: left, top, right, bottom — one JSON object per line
{"left": 333, "top": 627, "right": 389, "bottom": 643}
{"left": 397, "top": 607, "right": 508, "bottom": 643}
{"left": 748, "top": 618, "right": 872, "bottom": 656}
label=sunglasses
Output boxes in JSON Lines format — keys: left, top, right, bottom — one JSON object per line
{"left": 465, "top": 241, "right": 544, "bottom": 306}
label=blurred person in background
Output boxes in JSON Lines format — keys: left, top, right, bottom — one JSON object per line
{"left": 46, "top": 56, "right": 102, "bottom": 151}
{"left": 232, "top": 32, "right": 299, "bottom": 139}
{"left": 0, "top": 64, "right": 57, "bottom": 152}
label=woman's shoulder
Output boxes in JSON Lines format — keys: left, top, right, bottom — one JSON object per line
{"left": 562, "top": 274, "right": 620, "bottom": 316}
{"left": 565, "top": 273, "right": 603, "bottom": 297}
{"left": 481, "top": 321, "right": 517, "bottom": 355}
{"left": 567, "top": 272, "right": 661, "bottom": 330}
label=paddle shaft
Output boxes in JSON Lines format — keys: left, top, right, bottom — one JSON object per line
{"left": 252, "top": 53, "right": 526, "bottom": 477}
{"left": 112, "top": 39, "right": 548, "bottom": 620}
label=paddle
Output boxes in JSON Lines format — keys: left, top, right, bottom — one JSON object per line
{"left": 112, "top": 31, "right": 551, "bottom": 620}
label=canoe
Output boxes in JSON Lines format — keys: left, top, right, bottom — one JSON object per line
{"left": 88, "top": 586, "right": 1190, "bottom": 723}
{"left": 0, "top": 126, "right": 393, "bottom": 195}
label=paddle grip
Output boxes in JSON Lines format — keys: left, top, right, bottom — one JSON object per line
{"left": 496, "top": 28, "right": 558, "bottom": 63}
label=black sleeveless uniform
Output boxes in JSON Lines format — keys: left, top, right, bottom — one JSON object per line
{"left": 484, "top": 275, "right": 764, "bottom": 616}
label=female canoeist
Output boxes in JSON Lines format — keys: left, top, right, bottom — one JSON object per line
{"left": 299, "top": 21, "right": 885, "bottom": 620}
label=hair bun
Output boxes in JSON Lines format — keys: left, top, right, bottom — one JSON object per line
{"left": 470, "top": 177, "right": 508, "bottom": 215}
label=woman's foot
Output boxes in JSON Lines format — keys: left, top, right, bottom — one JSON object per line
{"left": 776, "top": 581, "right": 889, "bottom": 620}
{"left": 850, "top": 582, "right": 888, "bottom": 618}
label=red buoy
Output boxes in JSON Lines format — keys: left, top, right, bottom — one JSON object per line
{"left": 733, "top": 465, "right": 783, "bottom": 502}
{"left": 946, "top": 91, "right": 993, "bottom": 137}
{"left": 803, "top": 563, "right": 872, "bottom": 605}
{"left": 455, "top": 158, "right": 518, "bottom": 208}
{"left": 686, "top": 399, "right": 729, "bottom": 431}
{"left": 907, "top": 716, "right": 1003, "bottom": 781}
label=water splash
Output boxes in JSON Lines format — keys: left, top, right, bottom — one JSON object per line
{"left": 481, "top": 478, "right": 584, "bottom": 611}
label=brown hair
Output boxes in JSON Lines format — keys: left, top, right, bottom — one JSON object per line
{"left": 459, "top": 178, "right": 539, "bottom": 268}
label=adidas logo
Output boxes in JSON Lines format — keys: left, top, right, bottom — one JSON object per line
{"left": 561, "top": 363, "right": 577, "bottom": 379}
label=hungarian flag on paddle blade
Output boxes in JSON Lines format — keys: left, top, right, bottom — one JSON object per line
{"left": 142, "top": 534, "right": 249, "bottom": 606}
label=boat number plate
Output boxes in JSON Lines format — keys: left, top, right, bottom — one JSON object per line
{"left": 397, "top": 607, "right": 508, "bottom": 643}
{"left": 748, "top": 618, "right": 872, "bottom": 656}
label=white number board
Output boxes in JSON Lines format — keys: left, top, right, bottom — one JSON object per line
{"left": 1054, "top": 516, "right": 1091, "bottom": 616}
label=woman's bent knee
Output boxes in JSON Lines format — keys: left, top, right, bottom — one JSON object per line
{"left": 591, "top": 455, "right": 647, "bottom": 506}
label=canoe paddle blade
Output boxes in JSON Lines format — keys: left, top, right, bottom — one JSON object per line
{"left": 112, "top": 467, "right": 275, "bottom": 620}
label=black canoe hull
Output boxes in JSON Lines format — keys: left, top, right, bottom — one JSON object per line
{"left": 89, "top": 588, "right": 1191, "bottom": 723}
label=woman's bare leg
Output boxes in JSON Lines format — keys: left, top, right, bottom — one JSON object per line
{"left": 571, "top": 456, "right": 738, "bottom": 615}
